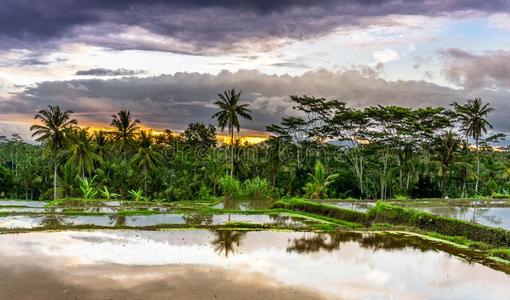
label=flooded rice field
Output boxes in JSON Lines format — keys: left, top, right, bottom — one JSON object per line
{"left": 0, "top": 213, "right": 313, "bottom": 229}
{"left": 415, "top": 206, "right": 510, "bottom": 230}
{"left": 319, "top": 201, "right": 374, "bottom": 212}
{"left": 0, "top": 230, "right": 508, "bottom": 299}
{"left": 325, "top": 199, "right": 510, "bottom": 230}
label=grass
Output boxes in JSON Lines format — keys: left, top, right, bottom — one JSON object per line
{"left": 368, "top": 201, "right": 510, "bottom": 248}
{"left": 272, "top": 198, "right": 369, "bottom": 225}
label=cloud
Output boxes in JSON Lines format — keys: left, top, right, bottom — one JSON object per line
{"left": 4, "top": 67, "right": 509, "bottom": 137}
{"left": 440, "top": 48, "right": 510, "bottom": 89}
{"left": 373, "top": 49, "right": 400, "bottom": 63}
{"left": 2, "top": 67, "right": 510, "bottom": 143}
{"left": 75, "top": 68, "right": 146, "bottom": 76}
{"left": 0, "top": 1, "right": 508, "bottom": 54}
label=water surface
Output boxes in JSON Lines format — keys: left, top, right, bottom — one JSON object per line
{"left": 416, "top": 206, "right": 510, "bottom": 230}
{"left": 0, "top": 230, "right": 508, "bottom": 299}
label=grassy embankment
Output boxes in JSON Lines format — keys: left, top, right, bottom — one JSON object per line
{"left": 273, "top": 198, "right": 510, "bottom": 262}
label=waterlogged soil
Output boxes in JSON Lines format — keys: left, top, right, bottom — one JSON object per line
{"left": 0, "top": 230, "right": 509, "bottom": 299}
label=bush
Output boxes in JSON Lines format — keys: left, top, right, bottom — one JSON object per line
{"left": 368, "top": 202, "right": 510, "bottom": 248}
{"left": 218, "top": 175, "right": 241, "bottom": 200}
{"left": 243, "top": 177, "right": 272, "bottom": 200}
{"left": 196, "top": 184, "right": 213, "bottom": 201}
{"left": 272, "top": 198, "right": 368, "bottom": 224}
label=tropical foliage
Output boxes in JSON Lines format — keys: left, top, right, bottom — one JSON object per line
{"left": 0, "top": 92, "right": 506, "bottom": 201}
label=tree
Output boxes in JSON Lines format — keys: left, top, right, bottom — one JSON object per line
{"left": 130, "top": 130, "right": 163, "bottom": 193}
{"left": 325, "top": 107, "right": 370, "bottom": 197}
{"left": 452, "top": 98, "right": 493, "bottom": 193}
{"left": 433, "top": 131, "right": 461, "bottom": 195}
{"left": 110, "top": 110, "right": 141, "bottom": 152}
{"left": 63, "top": 128, "right": 102, "bottom": 178}
{"left": 212, "top": 89, "right": 252, "bottom": 176}
{"left": 181, "top": 122, "right": 217, "bottom": 147}
{"left": 304, "top": 160, "right": 339, "bottom": 199}
{"left": 30, "top": 105, "right": 77, "bottom": 200}
{"left": 16, "top": 158, "right": 42, "bottom": 200}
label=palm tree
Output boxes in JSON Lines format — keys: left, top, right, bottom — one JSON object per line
{"left": 452, "top": 98, "right": 493, "bottom": 193}
{"left": 30, "top": 105, "right": 77, "bottom": 200}
{"left": 434, "top": 131, "right": 460, "bottom": 195}
{"left": 212, "top": 89, "right": 252, "bottom": 176}
{"left": 130, "top": 130, "right": 163, "bottom": 192}
{"left": 304, "top": 160, "right": 339, "bottom": 199}
{"left": 63, "top": 128, "right": 102, "bottom": 178}
{"left": 110, "top": 110, "right": 141, "bottom": 152}
{"left": 16, "top": 158, "right": 42, "bottom": 200}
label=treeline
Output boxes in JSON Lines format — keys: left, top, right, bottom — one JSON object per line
{"left": 0, "top": 90, "right": 507, "bottom": 200}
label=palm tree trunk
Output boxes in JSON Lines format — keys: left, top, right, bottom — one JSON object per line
{"left": 475, "top": 137, "right": 479, "bottom": 193}
{"left": 144, "top": 164, "right": 148, "bottom": 192}
{"left": 230, "top": 126, "right": 234, "bottom": 177}
{"left": 53, "top": 164, "right": 57, "bottom": 200}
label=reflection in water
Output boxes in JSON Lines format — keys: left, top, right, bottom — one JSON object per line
{"left": 0, "top": 213, "right": 309, "bottom": 229}
{"left": 211, "top": 230, "right": 247, "bottom": 257}
{"left": 417, "top": 206, "right": 510, "bottom": 230}
{"left": 287, "top": 232, "right": 362, "bottom": 253}
{"left": 0, "top": 230, "right": 509, "bottom": 299}
{"left": 183, "top": 212, "right": 213, "bottom": 226}
{"left": 214, "top": 198, "right": 275, "bottom": 210}
{"left": 322, "top": 201, "right": 374, "bottom": 212}
{"left": 0, "top": 200, "right": 46, "bottom": 208}
{"left": 41, "top": 214, "right": 65, "bottom": 227}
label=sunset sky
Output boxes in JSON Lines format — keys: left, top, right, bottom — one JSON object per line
{"left": 1, "top": 1, "right": 510, "bottom": 141}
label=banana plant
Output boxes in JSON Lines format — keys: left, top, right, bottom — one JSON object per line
{"left": 99, "top": 186, "right": 120, "bottom": 199}
{"left": 79, "top": 176, "right": 98, "bottom": 199}
{"left": 304, "top": 160, "right": 339, "bottom": 199}
{"left": 128, "top": 189, "right": 147, "bottom": 201}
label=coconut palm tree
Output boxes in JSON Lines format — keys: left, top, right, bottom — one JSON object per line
{"left": 452, "top": 98, "right": 493, "bottom": 193}
{"left": 212, "top": 89, "right": 252, "bottom": 176}
{"left": 16, "top": 158, "right": 42, "bottom": 200}
{"left": 110, "top": 110, "right": 141, "bottom": 152}
{"left": 130, "top": 130, "right": 163, "bottom": 192}
{"left": 63, "top": 128, "right": 102, "bottom": 178}
{"left": 434, "top": 131, "right": 461, "bottom": 195}
{"left": 30, "top": 105, "right": 77, "bottom": 200}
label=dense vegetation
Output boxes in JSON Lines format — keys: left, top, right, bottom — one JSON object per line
{"left": 0, "top": 91, "right": 507, "bottom": 201}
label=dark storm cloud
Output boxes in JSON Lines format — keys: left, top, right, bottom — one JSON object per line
{"left": 4, "top": 68, "right": 510, "bottom": 135}
{"left": 75, "top": 68, "right": 146, "bottom": 76}
{"left": 1, "top": 1, "right": 508, "bottom": 53}
{"left": 441, "top": 48, "right": 510, "bottom": 89}
{"left": 2, "top": 68, "right": 510, "bottom": 144}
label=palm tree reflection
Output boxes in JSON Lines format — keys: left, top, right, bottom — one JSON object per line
{"left": 211, "top": 230, "right": 246, "bottom": 257}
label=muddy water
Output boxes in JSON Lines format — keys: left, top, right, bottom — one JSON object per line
{"left": 0, "top": 230, "right": 508, "bottom": 299}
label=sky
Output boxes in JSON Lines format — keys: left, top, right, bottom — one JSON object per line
{"left": 0, "top": 0, "right": 510, "bottom": 141}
